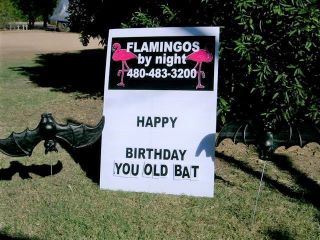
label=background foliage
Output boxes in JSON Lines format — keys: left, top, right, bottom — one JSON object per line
{"left": 70, "top": 0, "right": 320, "bottom": 125}
{"left": 1, "top": 0, "right": 319, "bottom": 124}
{"left": 0, "top": 0, "right": 25, "bottom": 28}
{"left": 0, "top": 0, "right": 57, "bottom": 28}
{"left": 12, "top": 0, "right": 57, "bottom": 28}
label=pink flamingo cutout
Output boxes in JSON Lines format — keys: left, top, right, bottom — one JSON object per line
{"left": 112, "top": 42, "right": 137, "bottom": 87}
{"left": 186, "top": 49, "right": 213, "bottom": 89}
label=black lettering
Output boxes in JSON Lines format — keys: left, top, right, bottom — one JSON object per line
{"left": 171, "top": 150, "right": 178, "bottom": 160}
{"left": 144, "top": 164, "right": 152, "bottom": 175}
{"left": 153, "top": 164, "right": 160, "bottom": 177}
{"left": 191, "top": 165, "right": 199, "bottom": 178}
{"left": 170, "top": 117, "right": 178, "bottom": 128}
{"left": 154, "top": 117, "right": 161, "bottom": 127}
{"left": 138, "top": 148, "right": 146, "bottom": 159}
{"left": 137, "top": 116, "right": 145, "bottom": 127}
{"left": 161, "top": 165, "right": 168, "bottom": 176}
{"left": 163, "top": 149, "right": 171, "bottom": 160}
{"left": 174, "top": 164, "right": 182, "bottom": 177}
{"left": 125, "top": 147, "right": 187, "bottom": 160}
{"left": 182, "top": 167, "right": 190, "bottom": 179}
{"left": 146, "top": 148, "right": 153, "bottom": 159}
{"left": 179, "top": 150, "right": 187, "bottom": 160}
{"left": 162, "top": 117, "right": 169, "bottom": 127}
{"left": 154, "top": 149, "right": 162, "bottom": 160}
{"left": 126, "top": 148, "right": 133, "bottom": 158}
{"left": 146, "top": 117, "right": 153, "bottom": 127}
{"left": 134, "top": 148, "right": 137, "bottom": 158}
{"left": 114, "top": 163, "right": 122, "bottom": 174}
{"left": 131, "top": 164, "right": 139, "bottom": 176}
{"left": 122, "top": 163, "right": 130, "bottom": 175}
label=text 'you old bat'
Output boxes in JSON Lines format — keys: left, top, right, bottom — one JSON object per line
{"left": 0, "top": 113, "right": 105, "bottom": 157}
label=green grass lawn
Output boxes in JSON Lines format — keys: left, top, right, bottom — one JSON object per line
{"left": 0, "top": 53, "right": 319, "bottom": 240}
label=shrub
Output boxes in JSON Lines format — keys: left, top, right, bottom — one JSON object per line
{"left": 68, "top": 0, "right": 320, "bottom": 124}
{"left": 0, "top": 0, "right": 25, "bottom": 29}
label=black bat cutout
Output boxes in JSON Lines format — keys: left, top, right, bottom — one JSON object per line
{"left": 216, "top": 120, "right": 320, "bottom": 160}
{"left": 0, "top": 113, "right": 105, "bottom": 157}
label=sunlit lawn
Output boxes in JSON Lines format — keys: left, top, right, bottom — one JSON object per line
{"left": 0, "top": 53, "right": 319, "bottom": 239}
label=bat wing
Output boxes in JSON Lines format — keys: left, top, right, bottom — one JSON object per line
{"left": 287, "top": 123, "right": 320, "bottom": 148}
{"left": 0, "top": 127, "right": 42, "bottom": 157}
{"left": 216, "top": 121, "right": 257, "bottom": 146}
{"left": 55, "top": 116, "right": 105, "bottom": 149}
{"left": 265, "top": 122, "right": 320, "bottom": 150}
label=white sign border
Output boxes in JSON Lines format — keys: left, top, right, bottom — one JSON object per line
{"left": 101, "top": 27, "right": 220, "bottom": 197}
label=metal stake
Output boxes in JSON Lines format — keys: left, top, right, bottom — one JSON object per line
{"left": 251, "top": 160, "right": 267, "bottom": 226}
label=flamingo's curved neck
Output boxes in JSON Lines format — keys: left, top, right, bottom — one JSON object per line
{"left": 112, "top": 43, "right": 122, "bottom": 50}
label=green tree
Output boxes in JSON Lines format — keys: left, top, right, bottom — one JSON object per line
{"left": 12, "top": 0, "right": 37, "bottom": 28}
{"left": 0, "top": 0, "right": 25, "bottom": 28}
{"left": 12, "top": 0, "right": 56, "bottom": 28}
{"left": 39, "top": 0, "right": 57, "bottom": 27}
{"left": 68, "top": 0, "right": 152, "bottom": 45}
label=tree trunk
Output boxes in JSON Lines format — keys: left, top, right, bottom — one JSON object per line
{"left": 28, "top": 14, "right": 35, "bottom": 29}
{"left": 43, "top": 13, "right": 48, "bottom": 28}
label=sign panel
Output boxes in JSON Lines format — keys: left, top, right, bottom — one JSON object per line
{"left": 100, "top": 27, "right": 219, "bottom": 197}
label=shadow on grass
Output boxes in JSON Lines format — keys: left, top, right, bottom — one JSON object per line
{"left": 215, "top": 174, "right": 235, "bottom": 186}
{"left": 264, "top": 229, "right": 295, "bottom": 240}
{"left": 11, "top": 49, "right": 106, "bottom": 98}
{"left": 215, "top": 152, "right": 320, "bottom": 210}
{"left": 0, "top": 161, "right": 62, "bottom": 180}
{"left": 0, "top": 232, "right": 40, "bottom": 240}
{"left": 56, "top": 117, "right": 102, "bottom": 184}
{"left": 59, "top": 138, "right": 102, "bottom": 184}
{"left": 0, "top": 228, "right": 40, "bottom": 240}
{"left": 273, "top": 153, "right": 320, "bottom": 202}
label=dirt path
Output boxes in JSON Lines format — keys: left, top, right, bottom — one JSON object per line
{"left": 0, "top": 30, "right": 103, "bottom": 62}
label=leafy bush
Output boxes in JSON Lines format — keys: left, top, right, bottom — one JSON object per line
{"left": 232, "top": 0, "right": 320, "bottom": 124}
{"left": 68, "top": 0, "right": 320, "bottom": 125}
{"left": 0, "top": 0, "right": 25, "bottom": 28}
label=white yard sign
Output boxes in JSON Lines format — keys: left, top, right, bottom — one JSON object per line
{"left": 100, "top": 27, "right": 219, "bottom": 197}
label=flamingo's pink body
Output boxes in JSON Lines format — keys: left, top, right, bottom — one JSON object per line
{"left": 112, "top": 43, "right": 137, "bottom": 87}
{"left": 186, "top": 49, "right": 213, "bottom": 89}
{"left": 186, "top": 50, "right": 213, "bottom": 63}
